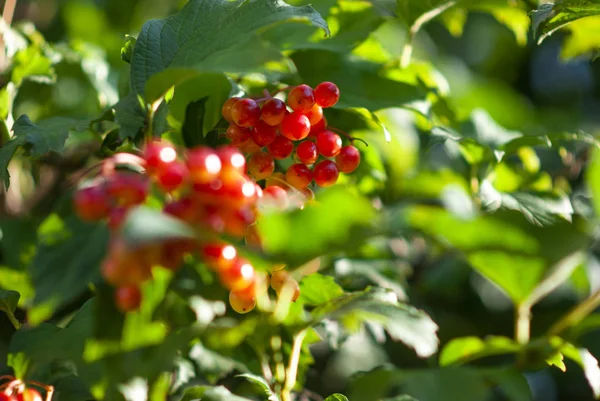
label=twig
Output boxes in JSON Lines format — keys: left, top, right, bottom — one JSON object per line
{"left": 327, "top": 127, "right": 369, "bottom": 147}
{"left": 280, "top": 329, "right": 307, "bottom": 401}
{"left": 549, "top": 289, "right": 600, "bottom": 336}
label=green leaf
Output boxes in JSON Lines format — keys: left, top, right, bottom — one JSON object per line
{"left": 311, "top": 287, "right": 439, "bottom": 358}
{"left": 439, "top": 336, "right": 519, "bottom": 366}
{"left": 11, "top": 46, "right": 54, "bottom": 86}
{"left": 130, "top": 0, "right": 329, "bottom": 95}
{"left": 30, "top": 215, "right": 110, "bottom": 322}
{"left": 236, "top": 373, "right": 278, "bottom": 400}
{"left": 0, "top": 290, "right": 21, "bottom": 329}
{"left": 1, "top": 116, "right": 90, "bottom": 188}
{"left": 480, "top": 368, "right": 532, "bottom": 401}
{"left": 188, "top": 342, "right": 249, "bottom": 384}
{"left": 291, "top": 49, "right": 428, "bottom": 111}
{"left": 560, "top": 15, "right": 600, "bottom": 59}
{"left": 258, "top": 187, "right": 377, "bottom": 266}
{"left": 299, "top": 273, "right": 344, "bottom": 306}
{"left": 181, "top": 385, "right": 253, "bottom": 401}
{"left": 121, "top": 34, "right": 136, "bottom": 63}
{"left": 120, "top": 206, "right": 198, "bottom": 247}
{"left": 325, "top": 394, "right": 349, "bottom": 401}
{"left": 532, "top": 1, "right": 600, "bottom": 45}
{"left": 586, "top": 147, "right": 600, "bottom": 218}
{"left": 554, "top": 340, "right": 600, "bottom": 398}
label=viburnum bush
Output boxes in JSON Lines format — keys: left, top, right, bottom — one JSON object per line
{"left": 4, "top": 0, "right": 600, "bottom": 401}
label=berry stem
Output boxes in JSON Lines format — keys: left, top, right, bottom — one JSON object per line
{"left": 280, "top": 329, "right": 307, "bottom": 401}
{"left": 328, "top": 127, "right": 369, "bottom": 147}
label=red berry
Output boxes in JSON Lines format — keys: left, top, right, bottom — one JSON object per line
{"left": 252, "top": 120, "right": 277, "bottom": 147}
{"left": 248, "top": 151, "right": 275, "bottom": 181}
{"left": 115, "top": 286, "right": 142, "bottom": 312}
{"left": 236, "top": 137, "right": 262, "bottom": 155}
{"left": 309, "top": 116, "right": 327, "bottom": 137}
{"left": 186, "top": 147, "right": 222, "bottom": 184}
{"left": 261, "top": 185, "right": 289, "bottom": 209}
{"left": 266, "top": 172, "right": 286, "bottom": 187}
{"left": 314, "top": 82, "right": 340, "bottom": 108}
{"left": 303, "top": 104, "right": 323, "bottom": 126}
{"left": 143, "top": 141, "right": 177, "bottom": 175}
{"left": 163, "top": 197, "right": 199, "bottom": 222}
{"left": 280, "top": 112, "right": 311, "bottom": 141}
{"left": 219, "top": 258, "right": 256, "bottom": 291}
{"left": 287, "top": 84, "right": 315, "bottom": 112}
{"left": 156, "top": 161, "right": 188, "bottom": 192}
{"left": 222, "top": 206, "right": 256, "bottom": 237}
{"left": 231, "top": 98, "right": 260, "bottom": 128}
{"left": 225, "top": 123, "right": 251, "bottom": 143}
{"left": 229, "top": 289, "right": 256, "bottom": 314}
{"left": 316, "top": 130, "right": 342, "bottom": 158}
{"left": 16, "top": 388, "right": 43, "bottom": 401}
{"left": 107, "top": 207, "right": 128, "bottom": 231}
{"left": 336, "top": 145, "right": 361, "bottom": 173}
{"left": 286, "top": 163, "right": 313, "bottom": 189}
{"left": 74, "top": 185, "right": 110, "bottom": 221}
{"left": 313, "top": 160, "right": 339, "bottom": 187}
{"left": 261, "top": 98, "right": 286, "bottom": 126}
{"left": 267, "top": 135, "right": 294, "bottom": 159}
{"left": 105, "top": 173, "right": 149, "bottom": 207}
{"left": 201, "top": 242, "right": 237, "bottom": 270}
{"left": 295, "top": 141, "right": 318, "bottom": 165}
{"left": 221, "top": 97, "right": 240, "bottom": 122}
{"left": 270, "top": 270, "right": 289, "bottom": 292}
{"left": 158, "top": 239, "right": 194, "bottom": 271}
{"left": 217, "top": 146, "right": 247, "bottom": 175}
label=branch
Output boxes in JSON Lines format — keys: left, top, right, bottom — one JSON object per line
{"left": 549, "top": 289, "right": 600, "bottom": 336}
{"left": 280, "top": 329, "right": 307, "bottom": 401}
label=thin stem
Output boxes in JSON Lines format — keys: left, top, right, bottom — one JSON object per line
{"left": 280, "top": 329, "right": 307, "bottom": 401}
{"left": 6, "top": 312, "right": 20, "bottom": 330}
{"left": 327, "top": 127, "right": 369, "bottom": 147}
{"left": 515, "top": 304, "right": 531, "bottom": 344}
{"left": 2, "top": 0, "right": 16, "bottom": 25}
{"left": 400, "top": 1, "right": 457, "bottom": 68}
{"left": 549, "top": 289, "right": 600, "bottom": 336}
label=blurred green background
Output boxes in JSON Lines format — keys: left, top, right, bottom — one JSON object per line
{"left": 2, "top": 0, "right": 600, "bottom": 400}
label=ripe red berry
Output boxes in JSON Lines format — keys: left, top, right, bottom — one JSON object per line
{"left": 221, "top": 97, "right": 240, "bottom": 122}
{"left": 261, "top": 98, "right": 286, "bottom": 126}
{"left": 260, "top": 185, "right": 289, "bottom": 209}
{"left": 287, "top": 84, "right": 315, "bottom": 112}
{"left": 248, "top": 151, "right": 275, "bottom": 181}
{"left": 229, "top": 289, "right": 256, "bottom": 314}
{"left": 16, "top": 388, "right": 43, "bottom": 401}
{"left": 316, "top": 130, "right": 342, "bottom": 158}
{"left": 314, "top": 82, "right": 340, "bottom": 108}
{"left": 309, "top": 116, "right": 327, "bottom": 137}
{"left": 336, "top": 145, "right": 361, "bottom": 173}
{"left": 280, "top": 112, "right": 311, "bottom": 141}
{"left": 156, "top": 161, "right": 188, "bottom": 192}
{"left": 303, "top": 104, "right": 323, "bottom": 126}
{"left": 217, "top": 146, "right": 246, "bottom": 175}
{"left": 201, "top": 242, "right": 237, "bottom": 270}
{"left": 219, "top": 257, "right": 256, "bottom": 291}
{"left": 105, "top": 173, "right": 149, "bottom": 207}
{"left": 74, "top": 185, "right": 110, "bottom": 222}
{"left": 225, "top": 123, "right": 251, "bottom": 143}
{"left": 286, "top": 163, "right": 313, "bottom": 189}
{"left": 231, "top": 98, "right": 260, "bottom": 128}
{"left": 295, "top": 141, "right": 318, "bottom": 165}
{"left": 252, "top": 120, "right": 277, "bottom": 147}
{"left": 143, "top": 141, "right": 177, "bottom": 175}
{"left": 186, "top": 147, "right": 222, "bottom": 184}
{"left": 313, "top": 160, "right": 339, "bottom": 187}
{"left": 163, "top": 197, "right": 199, "bottom": 222}
{"left": 107, "top": 207, "right": 128, "bottom": 231}
{"left": 222, "top": 206, "right": 256, "bottom": 237}
{"left": 267, "top": 135, "right": 294, "bottom": 159}
{"left": 266, "top": 172, "right": 286, "bottom": 187}
{"left": 115, "top": 286, "right": 142, "bottom": 312}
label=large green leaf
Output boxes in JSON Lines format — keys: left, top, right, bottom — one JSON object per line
{"left": 0, "top": 290, "right": 20, "bottom": 329}
{"left": 532, "top": 1, "right": 600, "bottom": 44}
{"left": 257, "top": 187, "right": 377, "bottom": 266}
{"left": 181, "top": 385, "right": 253, "bottom": 401}
{"left": 325, "top": 394, "right": 349, "bottom": 401}
{"left": 130, "top": 0, "right": 329, "bottom": 95}
{"left": 0, "top": 115, "right": 90, "bottom": 188}
{"left": 439, "top": 336, "right": 520, "bottom": 366}
{"left": 310, "top": 287, "right": 439, "bottom": 358}
{"left": 29, "top": 215, "right": 110, "bottom": 323}
{"left": 298, "top": 273, "right": 344, "bottom": 306}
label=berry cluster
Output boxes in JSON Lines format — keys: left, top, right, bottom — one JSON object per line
{"left": 222, "top": 82, "right": 360, "bottom": 189}
{"left": 73, "top": 81, "right": 361, "bottom": 315}
{"left": 0, "top": 377, "right": 52, "bottom": 401}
